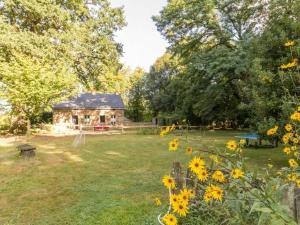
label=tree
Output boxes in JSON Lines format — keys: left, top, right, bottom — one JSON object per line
{"left": 153, "top": 0, "right": 266, "bottom": 55}
{"left": 0, "top": 53, "right": 77, "bottom": 132}
{"left": 127, "top": 68, "right": 146, "bottom": 122}
{"left": 150, "top": 0, "right": 300, "bottom": 127}
{"left": 143, "top": 53, "right": 180, "bottom": 116}
{"left": 0, "top": 0, "right": 125, "bottom": 132}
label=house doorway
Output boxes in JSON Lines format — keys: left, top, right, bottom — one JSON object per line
{"left": 72, "top": 115, "right": 79, "bottom": 129}
{"left": 100, "top": 115, "right": 106, "bottom": 124}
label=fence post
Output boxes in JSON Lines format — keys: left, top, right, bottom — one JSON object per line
{"left": 171, "top": 162, "right": 183, "bottom": 193}
{"left": 185, "top": 168, "right": 194, "bottom": 188}
{"left": 282, "top": 184, "right": 300, "bottom": 224}
{"left": 294, "top": 187, "right": 300, "bottom": 223}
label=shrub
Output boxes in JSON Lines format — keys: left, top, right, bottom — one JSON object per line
{"left": 155, "top": 122, "right": 299, "bottom": 225}
{"left": 0, "top": 114, "right": 10, "bottom": 130}
{"left": 153, "top": 32, "right": 300, "bottom": 225}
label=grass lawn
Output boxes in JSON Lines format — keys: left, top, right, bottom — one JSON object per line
{"left": 0, "top": 131, "right": 288, "bottom": 225}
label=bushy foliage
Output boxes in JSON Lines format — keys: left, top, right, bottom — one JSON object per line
{"left": 154, "top": 34, "right": 300, "bottom": 224}
{"left": 155, "top": 121, "right": 300, "bottom": 225}
{"left": 0, "top": 0, "right": 126, "bottom": 131}
{"left": 145, "top": 0, "right": 300, "bottom": 127}
{"left": 0, "top": 114, "right": 10, "bottom": 130}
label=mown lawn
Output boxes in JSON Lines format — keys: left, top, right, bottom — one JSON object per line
{"left": 0, "top": 131, "right": 288, "bottom": 225}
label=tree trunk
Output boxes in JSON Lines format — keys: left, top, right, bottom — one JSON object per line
{"left": 26, "top": 119, "right": 31, "bottom": 136}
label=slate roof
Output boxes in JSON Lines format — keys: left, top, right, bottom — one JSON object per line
{"left": 53, "top": 93, "right": 125, "bottom": 110}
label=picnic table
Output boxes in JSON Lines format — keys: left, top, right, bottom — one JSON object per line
{"left": 235, "top": 134, "right": 278, "bottom": 148}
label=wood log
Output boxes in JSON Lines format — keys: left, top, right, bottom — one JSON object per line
{"left": 20, "top": 149, "right": 35, "bottom": 158}
{"left": 16, "top": 144, "right": 36, "bottom": 158}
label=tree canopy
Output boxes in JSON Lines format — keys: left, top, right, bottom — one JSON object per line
{"left": 0, "top": 0, "right": 126, "bottom": 130}
{"left": 143, "top": 0, "right": 300, "bottom": 128}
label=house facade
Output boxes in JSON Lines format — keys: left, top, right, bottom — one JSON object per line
{"left": 53, "top": 93, "right": 125, "bottom": 127}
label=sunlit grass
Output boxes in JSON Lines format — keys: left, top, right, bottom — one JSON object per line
{"left": 0, "top": 131, "right": 286, "bottom": 225}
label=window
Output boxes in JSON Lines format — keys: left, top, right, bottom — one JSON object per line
{"left": 100, "top": 115, "right": 105, "bottom": 123}
{"left": 72, "top": 115, "right": 78, "bottom": 124}
{"left": 111, "top": 115, "right": 116, "bottom": 125}
{"left": 84, "top": 115, "right": 90, "bottom": 124}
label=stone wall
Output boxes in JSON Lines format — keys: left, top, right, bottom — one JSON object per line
{"left": 53, "top": 109, "right": 124, "bottom": 126}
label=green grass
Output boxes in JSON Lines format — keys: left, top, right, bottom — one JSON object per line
{"left": 0, "top": 131, "right": 287, "bottom": 225}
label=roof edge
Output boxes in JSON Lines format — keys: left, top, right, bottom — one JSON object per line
{"left": 53, "top": 107, "right": 126, "bottom": 110}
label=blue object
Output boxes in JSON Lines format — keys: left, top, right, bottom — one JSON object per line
{"left": 235, "top": 134, "right": 261, "bottom": 139}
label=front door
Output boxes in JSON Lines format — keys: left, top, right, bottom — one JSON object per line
{"left": 100, "top": 115, "right": 105, "bottom": 124}
{"left": 72, "top": 115, "right": 79, "bottom": 129}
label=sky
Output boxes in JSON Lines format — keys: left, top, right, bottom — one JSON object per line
{"left": 110, "top": 0, "right": 168, "bottom": 72}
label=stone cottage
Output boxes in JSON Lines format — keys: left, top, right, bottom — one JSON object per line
{"left": 52, "top": 93, "right": 125, "bottom": 128}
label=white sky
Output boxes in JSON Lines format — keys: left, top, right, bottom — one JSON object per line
{"left": 110, "top": 0, "right": 168, "bottom": 72}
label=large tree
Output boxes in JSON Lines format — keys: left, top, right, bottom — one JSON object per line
{"left": 0, "top": 0, "right": 125, "bottom": 131}
{"left": 150, "top": 0, "right": 300, "bottom": 127}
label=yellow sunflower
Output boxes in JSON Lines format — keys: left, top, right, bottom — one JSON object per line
{"left": 291, "top": 111, "right": 300, "bottom": 121}
{"left": 162, "top": 175, "right": 176, "bottom": 189}
{"left": 288, "top": 173, "right": 297, "bottom": 181}
{"left": 154, "top": 198, "right": 162, "bottom": 206}
{"left": 205, "top": 184, "right": 224, "bottom": 201}
{"left": 267, "top": 126, "right": 278, "bottom": 136}
{"left": 282, "top": 136, "right": 289, "bottom": 144}
{"left": 203, "top": 191, "right": 212, "bottom": 203}
{"left": 280, "top": 59, "right": 298, "bottom": 69}
{"left": 226, "top": 140, "right": 237, "bottom": 151}
{"left": 189, "top": 157, "right": 205, "bottom": 174}
{"left": 185, "top": 147, "right": 193, "bottom": 155}
{"left": 212, "top": 170, "right": 226, "bottom": 183}
{"left": 197, "top": 168, "right": 209, "bottom": 182}
{"left": 285, "top": 40, "right": 295, "bottom": 47}
{"left": 296, "top": 179, "right": 300, "bottom": 188}
{"left": 170, "top": 194, "right": 179, "bottom": 206}
{"left": 172, "top": 201, "right": 188, "bottom": 217}
{"left": 289, "top": 159, "right": 299, "bottom": 169}
{"left": 165, "top": 126, "right": 171, "bottom": 133}
{"left": 283, "top": 147, "right": 291, "bottom": 155}
{"left": 231, "top": 168, "right": 244, "bottom": 179}
{"left": 162, "top": 213, "right": 177, "bottom": 225}
{"left": 210, "top": 185, "right": 224, "bottom": 201}
{"left": 285, "top": 124, "right": 293, "bottom": 132}
{"left": 293, "top": 138, "right": 299, "bottom": 144}
{"left": 169, "top": 140, "right": 179, "bottom": 151}
{"left": 178, "top": 189, "right": 190, "bottom": 203}
{"left": 239, "top": 139, "right": 246, "bottom": 145}
{"left": 282, "top": 133, "right": 293, "bottom": 144}
{"left": 188, "top": 189, "right": 195, "bottom": 198}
